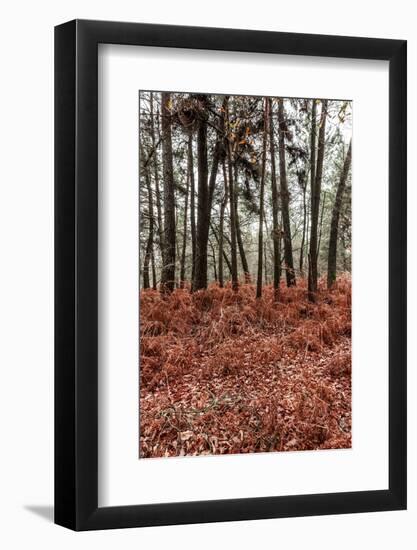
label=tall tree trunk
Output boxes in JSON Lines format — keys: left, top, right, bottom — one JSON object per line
{"left": 160, "top": 92, "right": 176, "bottom": 293}
{"left": 317, "top": 190, "right": 327, "bottom": 270}
{"left": 175, "top": 239, "right": 181, "bottom": 288}
{"left": 341, "top": 231, "right": 349, "bottom": 272}
{"left": 209, "top": 237, "right": 218, "bottom": 282}
{"left": 264, "top": 240, "right": 268, "bottom": 285}
{"left": 307, "top": 100, "right": 316, "bottom": 296}
{"left": 150, "top": 92, "right": 164, "bottom": 259}
{"left": 308, "top": 99, "right": 327, "bottom": 301}
{"left": 277, "top": 98, "right": 296, "bottom": 287}
{"left": 188, "top": 134, "right": 196, "bottom": 284}
{"left": 305, "top": 199, "right": 310, "bottom": 277}
{"left": 193, "top": 110, "right": 209, "bottom": 291}
{"left": 299, "top": 181, "right": 307, "bottom": 276}
{"left": 327, "top": 140, "right": 352, "bottom": 288}
{"left": 256, "top": 99, "right": 268, "bottom": 298}
{"left": 211, "top": 221, "right": 233, "bottom": 276}
{"left": 151, "top": 250, "right": 157, "bottom": 290}
{"left": 218, "top": 162, "right": 228, "bottom": 288}
{"left": 208, "top": 140, "right": 223, "bottom": 209}
{"left": 142, "top": 163, "right": 154, "bottom": 289}
{"left": 268, "top": 97, "right": 281, "bottom": 301}
{"left": 225, "top": 98, "right": 239, "bottom": 291}
{"left": 142, "top": 236, "right": 153, "bottom": 290}
{"left": 234, "top": 179, "right": 250, "bottom": 282}
{"left": 180, "top": 165, "right": 190, "bottom": 288}
{"left": 192, "top": 99, "right": 222, "bottom": 291}
{"left": 278, "top": 215, "right": 282, "bottom": 279}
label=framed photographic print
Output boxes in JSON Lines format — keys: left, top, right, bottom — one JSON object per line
{"left": 55, "top": 20, "right": 407, "bottom": 530}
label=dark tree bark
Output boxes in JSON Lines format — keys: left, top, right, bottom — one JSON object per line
{"left": 179, "top": 164, "right": 190, "bottom": 288}
{"left": 151, "top": 250, "right": 157, "bottom": 290}
{"left": 218, "top": 162, "right": 228, "bottom": 288}
{"left": 327, "top": 140, "right": 352, "bottom": 288}
{"left": 142, "top": 234, "right": 152, "bottom": 290}
{"left": 306, "top": 100, "right": 316, "bottom": 296}
{"left": 160, "top": 92, "right": 176, "bottom": 293}
{"left": 188, "top": 134, "right": 196, "bottom": 284}
{"left": 192, "top": 110, "right": 209, "bottom": 291}
{"left": 175, "top": 239, "right": 181, "bottom": 288}
{"left": 234, "top": 180, "right": 251, "bottom": 283}
{"left": 268, "top": 97, "right": 281, "bottom": 301}
{"left": 264, "top": 239, "right": 268, "bottom": 285}
{"left": 341, "top": 230, "right": 349, "bottom": 272}
{"left": 278, "top": 219, "right": 283, "bottom": 279}
{"left": 225, "top": 98, "right": 239, "bottom": 291}
{"left": 305, "top": 199, "right": 310, "bottom": 277}
{"left": 208, "top": 140, "right": 223, "bottom": 209}
{"left": 317, "top": 190, "right": 327, "bottom": 269}
{"left": 308, "top": 99, "right": 327, "bottom": 301}
{"left": 192, "top": 97, "right": 223, "bottom": 291}
{"left": 277, "top": 98, "right": 296, "bottom": 287}
{"left": 142, "top": 164, "right": 154, "bottom": 289}
{"left": 299, "top": 176, "right": 307, "bottom": 276}
{"left": 256, "top": 99, "right": 268, "bottom": 298}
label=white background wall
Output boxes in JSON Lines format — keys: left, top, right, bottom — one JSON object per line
{"left": 0, "top": 1, "right": 414, "bottom": 548}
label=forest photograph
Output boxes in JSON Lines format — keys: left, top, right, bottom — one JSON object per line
{"left": 139, "top": 91, "right": 352, "bottom": 459}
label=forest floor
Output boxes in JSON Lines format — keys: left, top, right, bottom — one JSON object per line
{"left": 139, "top": 276, "right": 352, "bottom": 458}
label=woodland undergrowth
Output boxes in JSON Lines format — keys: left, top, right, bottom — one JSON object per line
{"left": 140, "top": 276, "right": 352, "bottom": 458}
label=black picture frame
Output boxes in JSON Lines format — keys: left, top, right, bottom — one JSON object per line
{"left": 55, "top": 19, "right": 407, "bottom": 531}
